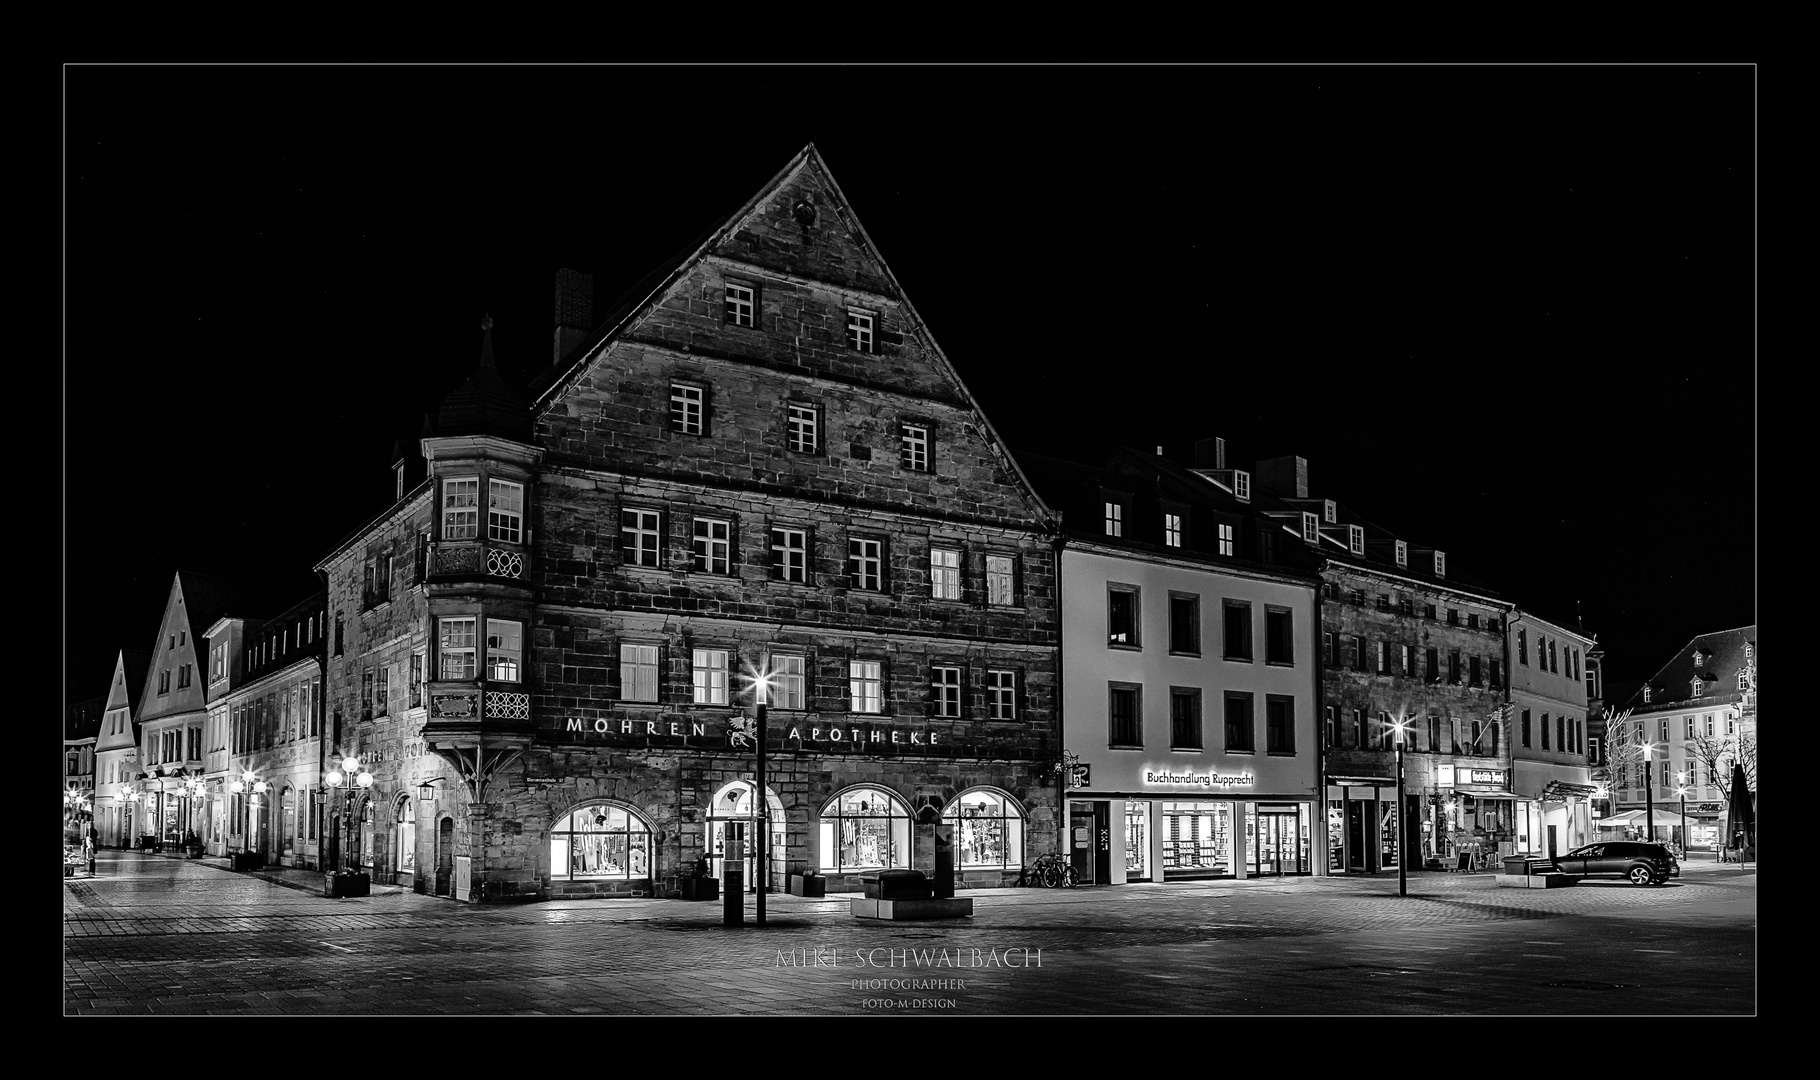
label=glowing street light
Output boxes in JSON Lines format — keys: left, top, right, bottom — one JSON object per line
{"left": 324, "top": 756, "right": 374, "bottom": 871}
{"left": 739, "top": 666, "right": 775, "bottom": 927}
{"left": 1675, "top": 772, "right": 1689, "bottom": 857}
{"left": 229, "top": 770, "right": 269, "bottom": 861}
{"left": 1638, "top": 741, "right": 1658, "bottom": 841}
{"left": 1390, "top": 710, "right": 1419, "bottom": 896}
{"left": 180, "top": 774, "right": 206, "bottom": 845}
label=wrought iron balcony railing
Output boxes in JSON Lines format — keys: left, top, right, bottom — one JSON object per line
{"left": 426, "top": 540, "right": 528, "bottom": 582}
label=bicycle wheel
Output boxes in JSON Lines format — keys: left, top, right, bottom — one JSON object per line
{"left": 1061, "top": 865, "right": 1078, "bottom": 888}
{"left": 1040, "top": 862, "right": 1062, "bottom": 888}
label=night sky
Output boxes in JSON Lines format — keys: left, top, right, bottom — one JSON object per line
{"left": 63, "top": 64, "right": 1755, "bottom": 707}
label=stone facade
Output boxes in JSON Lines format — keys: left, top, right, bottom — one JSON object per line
{"left": 320, "top": 146, "right": 1060, "bottom": 903}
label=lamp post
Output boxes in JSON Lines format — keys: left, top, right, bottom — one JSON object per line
{"left": 1391, "top": 716, "right": 1411, "bottom": 896}
{"left": 180, "top": 774, "right": 205, "bottom": 847}
{"left": 1639, "top": 742, "right": 1657, "bottom": 842}
{"left": 324, "top": 756, "right": 374, "bottom": 871}
{"left": 229, "top": 770, "right": 268, "bottom": 861}
{"left": 1675, "top": 773, "right": 1689, "bottom": 857}
{"left": 740, "top": 668, "right": 774, "bottom": 928}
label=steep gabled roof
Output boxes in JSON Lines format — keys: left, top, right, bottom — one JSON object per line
{"left": 1623, "top": 624, "right": 1757, "bottom": 713}
{"left": 529, "top": 143, "right": 1056, "bottom": 530}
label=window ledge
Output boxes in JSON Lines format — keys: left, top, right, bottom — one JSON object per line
{"left": 1107, "top": 642, "right": 1143, "bottom": 652}
{"left": 1225, "top": 749, "right": 1257, "bottom": 756}
{"left": 1266, "top": 750, "right": 1298, "bottom": 757}
{"left": 1265, "top": 660, "right": 1296, "bottom": 668}
{"left": 1108, "top": 743, "right": 1145, "bottom": 751}
{"left": 1169, "top": 650, "right": 1203, "bottom": 659}
{"left": 1223, "top": 655, "right": 1255, "bottom": 664}
{"left": 1170, "top": 746, "right": 1204, "bottom": 753}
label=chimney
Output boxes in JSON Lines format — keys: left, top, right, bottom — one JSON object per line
{"left": 554, "top": 268, "right": 594, "bottom": 365}
{"left": 1254, "top": 454, "right": 1308, "bottom": 498}
{"left": 1194, "top": 437, "right": 1226, "bottom": 469}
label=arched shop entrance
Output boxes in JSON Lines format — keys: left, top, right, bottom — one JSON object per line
{"left": 706, "top": 780, "right": 785, "bottom": 892}
{"left": 394, "top": 795, "right": 416, "bottom": 886}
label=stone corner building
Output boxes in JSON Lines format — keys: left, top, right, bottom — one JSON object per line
{"left": 319, "top": 145, "right": 1061, "bottom": 902}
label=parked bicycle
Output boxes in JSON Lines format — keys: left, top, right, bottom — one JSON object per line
{"left": 1019, "top": 851, "right": 1077, "bottom": 888}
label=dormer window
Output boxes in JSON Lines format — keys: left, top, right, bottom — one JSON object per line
{"left": 1643, "top": 686, "right": 1653, "bottom": 704}
{"left": 1691, "top": 649, "right": 1704, "bottom": 666}
{"left": 1234, "top": 470, "right": 1250, "bottom": 502}
{"left": 1737, "top": 672, "right": 1749, "bottom": 690}
{"left": 1433, "top": 551, "right": 1446, "bottom": 578}
{"left": 395, "top": 462, "right": 406, "bottom": 502}
{"left": 1324, "top": 499, "right": 1336, "bottom": 524}
{"left": 1348, "top": 525, "right": 1364, "bottom": 556}
{"left": 1394, "top": 540, "right": 1407, "bottom": 567}
{"left": 1691, "top": 677, "right": 1703, "bottom": 698}
{"left": 1104, "top": 501, "right": 1123, "bottom": 537}
{"left": 1163, "top": 512, "right": 1183, "bottom": 548}
{"left": 1302, "top": 512, "right": 1319, "bottom": 544}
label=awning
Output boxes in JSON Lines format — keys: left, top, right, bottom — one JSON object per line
{"left": 1539, "top": 780, "right": 1600, "bottom": 803}
{"left": 1596, "top": 810, "right": 1647, "bottom": 827}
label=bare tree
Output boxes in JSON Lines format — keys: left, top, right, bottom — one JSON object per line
{"left": 1683, "top": 727, "right": 1756, "bottom": 800}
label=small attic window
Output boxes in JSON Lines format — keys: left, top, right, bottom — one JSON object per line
{"left": 1349, "top": 525, "right": 1364, "bottom": 556}
{"left": 395, "top": 462, "right": 406, "bottom": 501}
{"left": 1737, "top": 672, "right": 1748, "bottom": 690}
{"left": 1234, "top": 470, "right": 1250, "bottom": 502}
{"left": 1691, "top": 649, "right": 1704, "bottom": 666}
{"left": 1643, "top": 686, "right": 1653, "bottom": 703}
{"left": 1301, "top": 512, "right": 1319, "bottom": 544}
{"left": 1394, "top": 540, "right": 1407, "bottom": 567}
{"left": 1434, "top": 551, "right": 1447, "bottom": 578}
{"left": 1691, "top": 677, "right": 1703, "bottom": 698}
{"left": 1324, "top": 499, "right": 1337, "bottom": 524}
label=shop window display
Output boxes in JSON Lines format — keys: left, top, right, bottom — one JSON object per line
{"left": 550, "top": 803, "right": 653, "bottom": 881}
{"left": 1125, "top": 801, "right": 1148, "bottom": 878}
{"left": 942, "top": 789, "right": 1024, "bottom": 871}
{"left": 1161, "top": 801, "right": 1232, "bottom": 875}
{"left": 819, "top": 787, "right": 911, "bottom": 873}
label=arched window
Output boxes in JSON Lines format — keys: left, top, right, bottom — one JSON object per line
{"left": 819, "top": 786, "right": 912, "bottom": 873}
{"left": 942, "top": 788, "right": 1025, "bottom": 870}
{"left": 551, "top": 802, "right": 653, "bottom": 881}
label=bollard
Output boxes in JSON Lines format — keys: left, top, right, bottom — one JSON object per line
{"left": 723, "top": 865, "right": 744, "bottom": 926}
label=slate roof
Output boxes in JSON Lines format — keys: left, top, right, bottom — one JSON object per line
{"left": 1622, "top": 624, "right": 1757, "bottom": 714}
{"left": 431, "top": 317, "right": 532, "bottom": 442}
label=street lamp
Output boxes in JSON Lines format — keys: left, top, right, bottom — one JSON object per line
{"left": 740, "top": 668, "right": 774, "bottom": 927}
{"left": 1639, "top": 742, "right": 1657, "bottom": 842}
{"left": 229, "top": 770, "right": 269, "bottom": 860}
{"left": 324, "top": 756, "right": 373, "bottom": 871}
{"left": 64, "top": 788, "right": 91, "bottom": 825}
{"left": 1391, "top": 715, "right": 1411, "bottom": 897}
{"left": 180, "top": 774, "right": 205, "bottom": 846}
{"left": 1675, "top": 773, "right": 1689, "bottom": 857}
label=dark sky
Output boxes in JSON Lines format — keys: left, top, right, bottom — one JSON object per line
{"left": 63, "top": 64, "right": 1756, "bottom": 705}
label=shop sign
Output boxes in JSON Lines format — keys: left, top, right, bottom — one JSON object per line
{"left": 560, "top": 716, "right": 944, "bottom": 749}
{"left": 1141, "top": 768, "right": 1255, "bottom": 789}
{"left": 1697, "top": 802, "right": 1721, "bottom": 812}
{"left": 1464, "top": 769, "right": 1506, "bottom": 786}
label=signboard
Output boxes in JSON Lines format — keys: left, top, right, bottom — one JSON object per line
{"left": 454, "top": 854, "right": 472, "bottom": 902}
{"left": 1465, "top": 769, "right": 1507, "bottom": 786}
{"left": 561, "top": 715, "right": 949, "bottom": 751}
{"left": 1142, "top": 768, "right": 1255, "bottom": 789}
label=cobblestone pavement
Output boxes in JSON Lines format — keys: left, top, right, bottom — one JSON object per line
{"left": 63, "top": 850, "right": 1757, "bottom": 1015}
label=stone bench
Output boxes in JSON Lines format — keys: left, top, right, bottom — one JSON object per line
{"left": 852, "top": 869, "right": 972, "bottom": 921}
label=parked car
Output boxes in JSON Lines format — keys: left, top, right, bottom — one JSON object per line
{"left": 1552, "top": 841, "right": 1680, "bottom": 885}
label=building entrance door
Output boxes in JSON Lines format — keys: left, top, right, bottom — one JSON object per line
{"left": 707, "top": 781, "right": 783, "bottom": 893}
{"left": 435, "top": 817, "right": 454, "bottom": 897}
{"left": 1256, "top": 812, "right": 1297, "bottom": 875}
{"left": 1346, "top": 800, "right": 1371, "bottom": 872}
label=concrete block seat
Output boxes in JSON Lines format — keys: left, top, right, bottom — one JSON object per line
{"left": 851, "top": 870, "right": 973, "bottom": 921}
